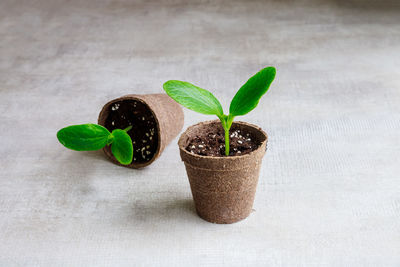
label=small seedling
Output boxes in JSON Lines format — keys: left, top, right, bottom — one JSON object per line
{"left": 163, "top": 66, "right": 276, "bottom": 156}
{"left": 57, "top": 124, "right": 133, "bottom": 165}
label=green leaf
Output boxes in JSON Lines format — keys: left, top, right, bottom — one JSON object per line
{"left": 229, "top": 67, "right": 276, "bottom": 116}
{"left": 163, "top": 80, "right": 224, "bottom": 116}
{"left": 110, "top": 129, "right": 133, "bottom": 165}
{"left": 57, "top": 124, "right": 111, "bottom": 151}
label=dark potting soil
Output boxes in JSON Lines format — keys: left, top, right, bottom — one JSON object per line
{"left": 104, "top": 99, "right": 158, "bottom": 163}
{"left": 186, "top": 127, "right": 259, "bottom": 157}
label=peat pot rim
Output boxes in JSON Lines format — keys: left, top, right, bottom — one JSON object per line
{"left": 178, "top": 120, "right": 268, "bottom": 170}
{"left": 98, "top": 94, "right": 161, "bottom": 168}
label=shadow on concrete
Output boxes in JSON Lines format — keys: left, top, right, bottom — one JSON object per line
{"left": 124, "top": 197, "right": 206, "bottom": 225}
{"left": 80, "top": 150, "right": 111, "bottom": 164}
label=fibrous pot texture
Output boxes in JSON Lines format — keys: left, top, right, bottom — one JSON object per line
{"left": 178, "top": 120, "right": 268, "bottom": 224}
{"left": 98, "top": 94, "right": 184, "bottom": 168}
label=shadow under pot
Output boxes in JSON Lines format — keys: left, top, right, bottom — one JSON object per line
{"left": 98, "top": 94, "right": 184, "bottom": 168}
{"left": 178, "top": 120, "right": 268, "bottom": 224}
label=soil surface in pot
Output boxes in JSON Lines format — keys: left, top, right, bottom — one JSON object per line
{"left": 186, "top": 126, "right": 259, "bottom": 157}
{"left": 104, "top": 99, "right": 158, "bottom": 163}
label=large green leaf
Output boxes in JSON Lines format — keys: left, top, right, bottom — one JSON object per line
{"left": 57, "top": 124, "right": 111, "bottom": 151}
{"left": 110, "top": 129, "right": 133, "bottom": 165}
{"left": 163, "top": 80, "right": 223, "bottom": 116}
{"left": 229, "top": 67, "right": 276, "bottom": 116}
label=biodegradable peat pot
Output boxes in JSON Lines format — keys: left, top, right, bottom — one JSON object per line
{"left": 178, "top": 120, "right": 268, "bottom": 224}
{"left": 98, "top": 94, "right": 184, "bottom": 168}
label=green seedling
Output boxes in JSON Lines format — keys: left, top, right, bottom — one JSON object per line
{"left": 57, "top": 124, "right": 133, "bottom": 165}
{"left": 163, "top": 66, "right": 276, "bottom": 156}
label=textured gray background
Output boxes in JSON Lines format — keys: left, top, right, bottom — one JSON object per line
{"left": 1, "top": 0, "right": 399, "bottom": 266}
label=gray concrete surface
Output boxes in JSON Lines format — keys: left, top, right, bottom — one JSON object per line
{"left": 1, "top": 0, "right": 399, "bottom": 266}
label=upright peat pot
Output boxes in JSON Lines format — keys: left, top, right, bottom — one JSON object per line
{"left": 179, "top": 120, "right": 267, "bottom": 223}
{"left": 164, "top": 67, "right": 276, "bottom": 223}
{"left": 98, "top": 94, "right": 184, "bottom": 168}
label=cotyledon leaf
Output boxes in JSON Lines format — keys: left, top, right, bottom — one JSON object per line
{"left": 163, "top": 80, "right": 224, "bottom": 116}
{"left": 57, "top": 124, "right": 111, "bottom": 151}
{"left": 110, "top": 129, "right": 133, "bottom": 165}
{"left": 229, "top": 67, "right": 276, "bottom": 116}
